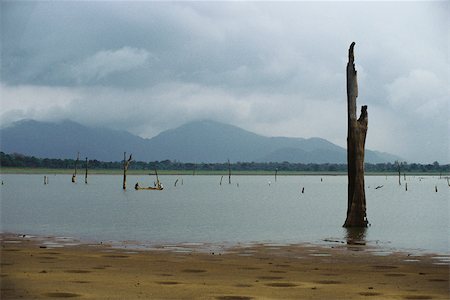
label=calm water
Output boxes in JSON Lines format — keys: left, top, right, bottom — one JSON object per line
{"left": 1, "top": 174, "right": 448, "bottom": 254}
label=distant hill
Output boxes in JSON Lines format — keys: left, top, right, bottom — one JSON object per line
{"left": 0, "top": 119, "right": 400, "bottom": 163}
{"left": 0, "top": 120, "right": 147, "bottom": 162}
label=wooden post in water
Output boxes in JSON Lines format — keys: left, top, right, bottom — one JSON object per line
{"left": 275, "top": 168, "right": 278, "bottom": 182}
{"left": 228, "top": 160, "right": 232, "bottom": 184}
{"left": 396, "top": 161, "right": 402, "bottom": 186}
{"left": 343, "top": 42, "right": 369, "bottom": 228}
{"left": 122, "top": 152, "right": 132, "bottom": 190}
{"left": 72, "top": 152, "right": 80, "bottom": 183}
{"left": 84, "top": 157, "right": 88, "bottom": 184}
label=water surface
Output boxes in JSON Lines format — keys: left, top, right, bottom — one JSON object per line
{"left": 1, "top": 174, "right": 448, "bottom": 254}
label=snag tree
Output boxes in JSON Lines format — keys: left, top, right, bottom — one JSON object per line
{"left": 123, "top": 152, "right": 133, "bottom": 190}
{"left": 344, "top": 42, "right": 369, "bottom": 228}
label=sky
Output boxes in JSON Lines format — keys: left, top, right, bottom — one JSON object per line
{"left": 1, "top": 1, "right": 448, "bottom": 163}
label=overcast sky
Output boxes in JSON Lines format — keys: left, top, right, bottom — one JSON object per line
{"left": 1, "top": 1, "right": 448, "bottom": 163}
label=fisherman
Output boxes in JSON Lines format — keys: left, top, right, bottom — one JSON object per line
{"left": 135, "top": 182, "right": 140, "bottom": 190}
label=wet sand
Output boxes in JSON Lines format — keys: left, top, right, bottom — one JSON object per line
{"left": 1, "top": 234, "right": 449, "bottom": 299}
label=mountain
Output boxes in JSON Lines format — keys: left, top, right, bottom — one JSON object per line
{"left": 0, "top": 119, "right": 400, "bottom": 163}
{"left": 0, "top": 120, "right": 148, "bottom": 162}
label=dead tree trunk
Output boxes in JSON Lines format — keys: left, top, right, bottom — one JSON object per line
{"left": 396, "top": 161, "right": 402, "bottom": 185}
{"left": 344, "top": 42, "right": 368, "bottom": 228}
{"left": 228, "top": 160, "right": 232, "bottom": 184}
{"left": 122, "top": 152, "right": 132, "bottom": 190}
{"left": 72, "top": 152, "right": 80, "bottom": 183}
{"left": 84, "top": 157, "right": 88, "bottom": 184}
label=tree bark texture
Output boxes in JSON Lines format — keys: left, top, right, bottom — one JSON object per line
{"left": 123, "top": 152, "right": 132, "bottom": 190}
{"left": 344, "top": 42, "right": 369, "bottom": 228}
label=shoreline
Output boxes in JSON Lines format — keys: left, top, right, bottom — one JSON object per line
{"left": 3, "top": 231, "right": 448, "bottom": 258}
{"left": 1, "top": 233, "right": 449, "bottom": 299}
{"left": 1, "top": 167, "right": 448, "bottom": 176}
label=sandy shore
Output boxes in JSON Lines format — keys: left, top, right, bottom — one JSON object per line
{"left": 1, "top": 234, "right": 449, "bottom": 299}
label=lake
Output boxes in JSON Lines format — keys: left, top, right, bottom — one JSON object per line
{"left": 0, "top": 174, "right": 448, "bottom": 254}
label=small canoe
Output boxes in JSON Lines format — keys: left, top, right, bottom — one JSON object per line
{"left": 135, "top": 169, "right": 164, "bottom": 191}
{"left": 135, "top": 185, "right": 163, "bottom": 191}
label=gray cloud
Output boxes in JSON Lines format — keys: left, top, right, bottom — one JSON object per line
{"left": 69, "top": 47, "right": 152, "bottom": 84}
{"left": 1, "top": 1, "right": 448, "bottom": 163}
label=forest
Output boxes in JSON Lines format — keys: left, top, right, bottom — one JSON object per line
{"left": 1, "top": 152, "right": 448, "bottom": 173}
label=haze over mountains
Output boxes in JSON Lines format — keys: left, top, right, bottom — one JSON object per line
{"left": 0, "top": 120, "right": 400, "bottom": 163}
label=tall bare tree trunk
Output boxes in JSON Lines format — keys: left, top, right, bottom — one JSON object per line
{"left": 344, "top": 42, "right": 368, "bottom": 228}
{"left": 123, "top": 152, "right": 132, "bottom": 190}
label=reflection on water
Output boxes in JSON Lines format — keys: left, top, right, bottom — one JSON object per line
{"left": 345, "top": 227, "right": 367, "bottom": 246}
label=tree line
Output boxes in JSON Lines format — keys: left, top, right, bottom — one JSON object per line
{"left": 1, "top": 152, "right": 448, "bottom": 173}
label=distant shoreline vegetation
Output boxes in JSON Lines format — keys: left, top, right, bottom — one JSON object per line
{"left": 1, "top": 152, "right": 449, "bottom": 175}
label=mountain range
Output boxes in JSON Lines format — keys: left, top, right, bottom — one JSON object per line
{"left": 0, "top": 119, "right": 400, "bottom": 163}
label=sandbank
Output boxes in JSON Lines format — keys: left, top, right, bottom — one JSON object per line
{"left": 1, "top": 234, "right": 449, "bottom": 299}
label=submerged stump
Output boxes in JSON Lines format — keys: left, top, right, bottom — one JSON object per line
{"left": 344, "top": 42, "right": 368, "bottom": 228}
